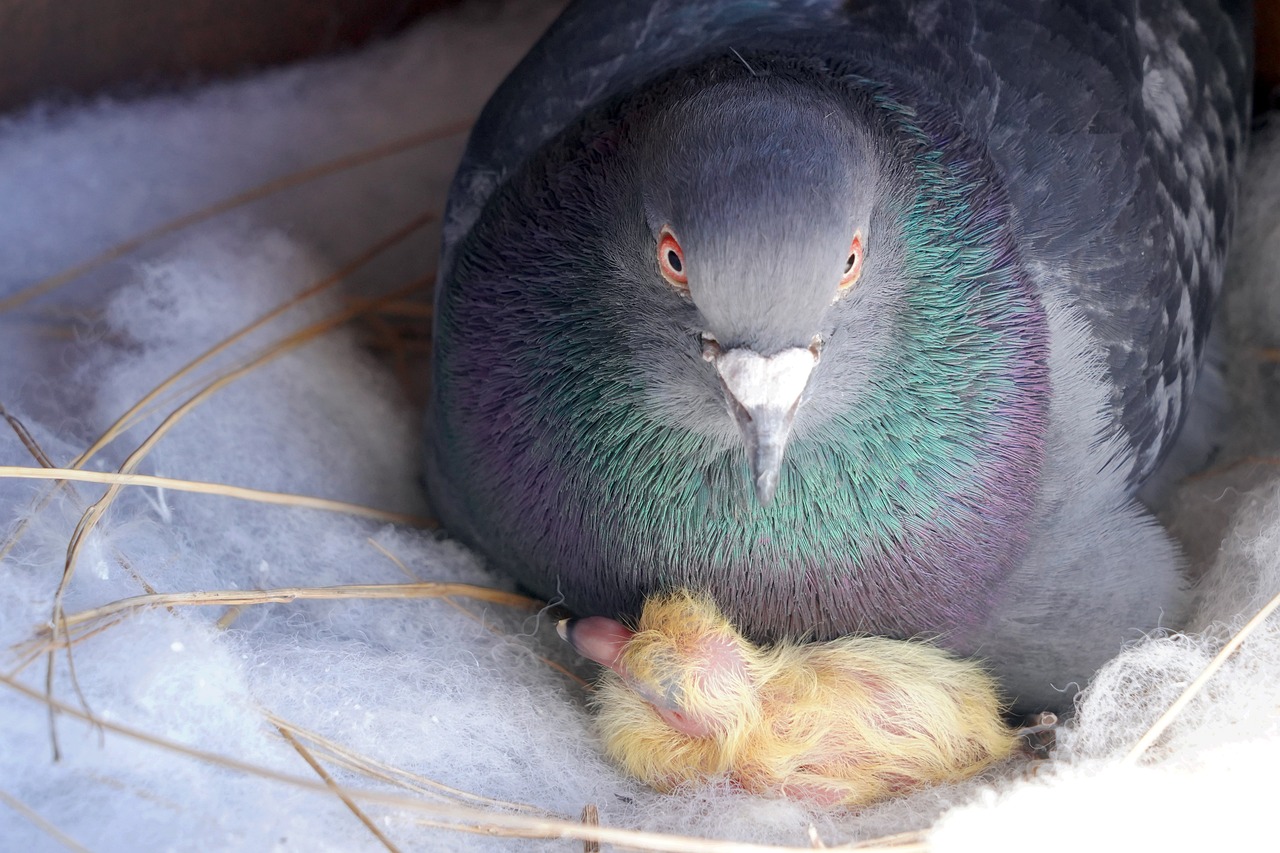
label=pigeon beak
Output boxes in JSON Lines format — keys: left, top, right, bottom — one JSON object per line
{"left": 707, "top": 342, "right": 819, "bottom": 506}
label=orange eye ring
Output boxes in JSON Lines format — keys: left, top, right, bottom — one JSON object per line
{"left": 657, "top": 227, "right": 689, "bottom": 290}
{"left": 839, "top": 231, "right": 864, "bottom": 291}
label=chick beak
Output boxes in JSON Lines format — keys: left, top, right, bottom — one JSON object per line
{"left": 558, "top": 616, "right": 634, "bottom": 670}
{"left": 706, "top": 340, "right": 820, "bottom": 506}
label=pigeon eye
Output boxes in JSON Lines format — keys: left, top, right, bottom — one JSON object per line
{"left": 839, "top": 231, "right": 864, "bottom": 292}
{"left": 658, "top": 227, "right": 689, "bottom": 290}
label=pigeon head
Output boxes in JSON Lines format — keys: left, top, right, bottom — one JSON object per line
{"left": 634, "top": 77, "right": 879, "bottom": 503}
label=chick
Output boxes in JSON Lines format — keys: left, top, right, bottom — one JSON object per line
{"left": 560, "top": 590, "right": 1016, "bottom": 807}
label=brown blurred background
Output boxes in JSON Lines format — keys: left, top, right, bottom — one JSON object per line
{"left": 0, "top": 0, "right": 455, "bottom": 114}
{"left": 0, "top": 0, "right": 1274, "bottom": 114}
{"left": 1260, "top": 0, "right": 1280, "bottom": 103}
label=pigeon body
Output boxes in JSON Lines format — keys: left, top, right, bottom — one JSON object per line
{"left": 561, "top": 590, "right": 1016, "bottom": 806}
{"left": 426, "top": 1, "right": 1253, "bottom": 710}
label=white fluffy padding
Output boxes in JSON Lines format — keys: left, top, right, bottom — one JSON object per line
{"left": 1, "top": 2, "right": 1278, "bottom": 849}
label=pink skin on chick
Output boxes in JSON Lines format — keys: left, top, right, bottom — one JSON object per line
{"left": 560, "top": 591, "right": 1017, "bottom": 807}
{"left": 560, "top": 614, "right": 744, "bottom": 738}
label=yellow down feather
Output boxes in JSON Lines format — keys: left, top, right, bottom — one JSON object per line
{"left": 593, "top": 590, "right": 1016, "bottom": 806}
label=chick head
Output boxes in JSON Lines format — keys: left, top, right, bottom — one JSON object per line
{"left": 561, "top": 589, "right": 763, "bottom": 789}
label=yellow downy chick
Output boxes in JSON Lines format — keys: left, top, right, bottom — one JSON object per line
{"left": 560, "top": 590, "right": 1016, "bottom": 807}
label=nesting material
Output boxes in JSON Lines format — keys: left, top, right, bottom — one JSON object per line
{"left": 0, "top": 0, "right": 1278, "bottom": 849}
{"left": 570, "top": 590, "right": 1016, "bottom": 807}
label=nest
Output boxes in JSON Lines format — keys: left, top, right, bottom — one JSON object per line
{"left": 2, "top": 2, "right": 1279, "bottom": 849}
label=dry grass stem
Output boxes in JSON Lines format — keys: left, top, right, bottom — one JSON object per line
{"left": 277, "top": 723, "right": 403, "bottom": 853}
{"left": 264, "top": 711, "right": 550, "bottom": 814}
{"left": 367, "top": 538, "right": 423, "bottom": 580}
{"left": 72, "top": 212, "right": 438, "bottom": 469}
{"left": 114, "top": 550, "right": 162, "bottom": 598}
{"left": 848, "top": 830, "right": 929, "bottom": 849}
{"left": 0, "top": 403, "right": 55, "bottom": 467}
{"left": 366, "top": 540, "right": 588, "bottom": 688}
{"left": 401, "top": 813, "right": 907, "bottom": 853}
{"left": 8, "top": 618, "right": 130, "bottom": 675}
{"left": 0, "top": 406, "right": 164, "bottom": 597}
{"left": 35, "top": 582, "right": 540, "bottom": 638}
{"left": 2, "top": 317, "right": 79, "bottom": 341}
{"left": 5, "top": 199, "right": 446, "bottom": 766}
{"left": 5, "top": 672, "right": 917, "bottom": 853}
{"left": 0, "top": 787, "right": 91, "bottom": 853}
{"left": 84, "top": 769, "right": 187, "bottom": 813}
{"left": 45, "top": 273, "right": 433, "bottom": 685}
{"left": 0, "top": 413, "right": 166, "bottom": 648}
{"left": 581, "top": 804, "right": 601, "bottom": 852}
{"left": 0, "top": 121, "right": 470, "bottom": 315}
{"left": 0, "top": 465, "right": 434, "bottom": 527}
{"left": 440, "top": 596, "right": 591, "bottom": 688}
{"left": 18, "top": 246, "right": 436, "bottom": 731}
{"left": 1123, "top": 587, "right": 1280, "bottom": 763}
{"left": 215, "top": 606, "right": 245, "bottom": 631}
{"left": 0, "top": 403, "right": 67, "bottom": 564}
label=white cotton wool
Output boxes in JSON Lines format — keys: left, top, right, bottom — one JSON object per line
{"left": 2, "top": 1, "right": 1279, "bottom": 850}
{"left": 931, "top": 744, "right": 1280, "bottom": 853}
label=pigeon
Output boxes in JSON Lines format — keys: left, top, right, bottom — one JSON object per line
{"left": 560, "top": 590, "right": 1016, "bottom": 806}
{"left": 425, "top": 0, "right": 1253, "bottom": 711}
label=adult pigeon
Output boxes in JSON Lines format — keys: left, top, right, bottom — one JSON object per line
{"left": 425, "top": 0, "right": 1253, "bottom": 711}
